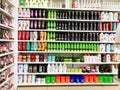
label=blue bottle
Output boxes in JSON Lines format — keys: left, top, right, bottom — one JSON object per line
{"left": 113, "top": 22, "right": 117, "bottom": 31}
{"left": 26, "top": 42, "right": 30, "bottom": 51}
{"left": 70, "top": 75, "right": 75, "bottom": 83}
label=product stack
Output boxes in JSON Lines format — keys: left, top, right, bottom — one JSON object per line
{"left": 17, "top": 0, "right": 120, "bottom": 86}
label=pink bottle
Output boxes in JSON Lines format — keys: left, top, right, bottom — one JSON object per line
{"left": 27, "top": 54, "right": 31, "bottom": 62}
{"left": 18, "top": 54, "right": 23, "bottom": 62}
{"left": 33, "top": 31, "right": 38, "bottom": 40}
{"left": 100, "top": 22, "right": 102, "bottom": 31}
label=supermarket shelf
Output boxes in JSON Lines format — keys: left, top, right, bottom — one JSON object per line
{"left": 0, "top": 74, "right": 14, "bottom": 87}
{"left": 0, "top": 39, "right": 14, "bottom": 42}
{"left": 18, "top": 6, "right": 120, "bottom": 12}
{"left": 18, "top": 72, "right": 117, "bottom": 75}
{"left": 18, "top": 29, "right": 116, "bottom": 33}
{"left": 0, "top": 52, "right": 14, "bottom": 57}
{"left": 0, "top": 63, "right": 14, "bottom": 72}
{"left": 0, "top": 8, "right": 14, "bottom": 19}
{"left": 18, "top": 83, "right": 118, "bottom": 86}
{"left": 18, "top": 51, "right": 117, "bottom": 54}
{"left": 17, "top": 62, "right": 119, "bottom": 64}
{"left": 18, "top": 18, "right": 118, "bottom": 22}
{"left": 0, "top": 24, "right": 14, "bottom": 30}
{"left": 18, "top": 40, "right": 115, "bottom": 43}
{"left": 6, "top": 0, "right": 14, "bottom": 7}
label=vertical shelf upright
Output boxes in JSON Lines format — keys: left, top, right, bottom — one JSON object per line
{"left": 0, "top": 0, "right": 16, "bottom": 89}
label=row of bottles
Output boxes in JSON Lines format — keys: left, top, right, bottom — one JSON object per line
{"left": 19, "top": 0, "right": 120, "bottom": 9}
{"left": 18, "top": 20, "right": 117, "bottom": 31}
{"left": 18, "top": 64, "right": 113, "bottom": 73}
{"left": 19, "top": 8, "right": 118, "bottom": 21}
{"left": 18, "top": 42, "right": 47, "bottom": 51}
{"left": 18, "top": 74, "right": 113, "bottom": 84}
{"left": 18, "top": 31, "right": 116, "bottom": 42}
{"left": 18, "top": 31, "right": 47, "bottom": 40}
{"left": 18, "top": 53, "right": 119, "bottom": 63}
{"left": 18, "top": 42, "right": 114, "bottom": 52}
{"left": 47, "top": 43, "right": 99, "bottom": 52}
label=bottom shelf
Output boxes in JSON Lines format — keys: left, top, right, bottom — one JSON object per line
{"left": 18, "top": 83, "right": 118, "bottom": 86}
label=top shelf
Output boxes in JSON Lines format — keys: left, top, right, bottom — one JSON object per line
{"left": 18, "top": 6, "right": 120, "bottom": 12}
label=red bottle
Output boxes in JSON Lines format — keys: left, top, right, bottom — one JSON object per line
{"left": 22, "top": 42, "right": 26, "bottom": 51}
{"left": 26, "top": 31, "right": 30, "bottom": 40}
{"left": 18, "top": 31, "right": 22, "bottom": 40}
{"left": 110, "top": 22, "right": 113, "bottom": 31}
{"left": 22, "top": 31, "right": 26, "bottom": 40}
{"left": 18, "top": 42, "right": 23, "bottom": 51}
{"left": 31, "top": 54, "right": 35, "bottom": 62}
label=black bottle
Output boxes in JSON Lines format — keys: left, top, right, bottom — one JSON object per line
{"left": 94, "top": 12, "right": 98, "bottom": 20}
{"left": 90, "top": 22, "right": 93, "bottom": 30}
{"left": 59, "top": 11, "right": 62, "bottom": 19}
{"left": 57, "top": 11, "right": 60, "bottom": 19}
{"left": 79, "top": 11, "right": 81, "bottom": 20}
{"left": 75, "top": 11, "right": 78, "bottom": 19}
{"left": 62, "top": 22, "right": 65, "bottom": 30}
{"left": 86, "top": 33, "right": 89, "bottom": 41}
{"left": 96, "top": 33, "right": 99, "bottom": 41}
{"left": 68, "top": 22, "right": 71, "bottom": 30}
{"left": 38, "top": 9, "right": 42, "bottom": 18}
{"left": 61, "top": 32, "right": 64, "bottom": 41}
{"left": 71, "top": 22, "right": 74, "bottom": 30}
{"left": 93, "top": 22, "right": 96, "bottom": 30}
{"left": 75, "top": 33, "right": 78, "bottom": 41}
{"left": 97, "top": 12, "right": 100, "bottom": 20}
{"left": 78, "top": 22, "right": 82, "bottom": 30}
{"left": 92, "top": 33, "right": 96, "bottom": 41}
{"left": 68, "top": 32, "right": 71, "bottom": 41}
{"left": 56, "top": 32, "right": 58, "bottom": 40}
{"left": 64, "top": 22, "right": 68, "bottom": 30}
{"left": 87, "top": 11, "right": 89, "bottom": 20}
{"left": 75, "top": 22, "right": 78, "bottom": 30}
{"left": 62, "top": 11, "right": 65, "bottom": 19}
{"left": 85, "top": 22, "right": 88, "bottom": 30}
{"left": 56, "top": 22, "right": 59, "bottom": 30}
{"left": 72, "top": 33, "right": 75, "bottom": 41}
{"left": 91, "top": 11, "right": 94, "bottom": 20}
{"left": 58, "top": 22, "right": 62, "bottom": 30}
{"left": 65, "top": 11, "right": 68, "bottom": 19}
{"left": 78, "top": 33, "right": 81, "bottom": 41}
{"left": 82, "top": 23, "right": 85, "bottom": 30}
{"left": 68, "top": 11, "right": 71, "bottom": 19}
{"left": 72, "top": 11, "right": 74, "bottom": 19}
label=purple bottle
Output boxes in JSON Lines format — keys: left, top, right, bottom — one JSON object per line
{"left": 30, "top": 20, "right": 33, "bottom": 29}
{"left": 39, "top": 54, "right": 44, "bottom": 62}
{"left": 34, "top": 20, "right": 37, "bottom": 29}
{"left": 34, "top": 10, "right": 38, "bottom": 18}
{"left": 30, "top": 9, "right": 34, "bottom": 18}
